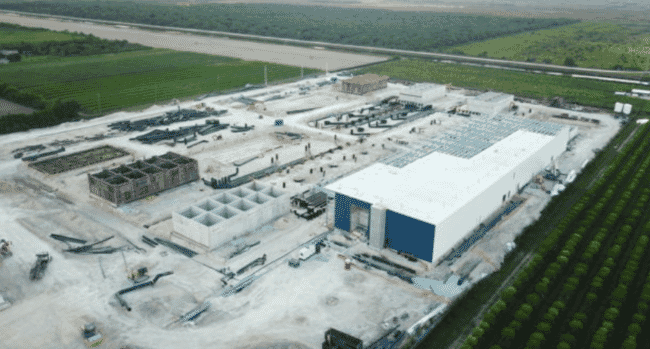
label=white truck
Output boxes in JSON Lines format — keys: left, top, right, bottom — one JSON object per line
{"left": 299, "top": 244, "right": 317, "bottom": 260}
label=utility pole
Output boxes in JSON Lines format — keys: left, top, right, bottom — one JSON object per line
{"left": 301, "top": 65, "right": 304, "bottom": 79}
{"left": 155, "top": 85, "right": 158, "bottom": 103}
{"left": 326, "top": 62, "right": 328, "bottom": 75}
{"left": 97, "top": 93, "right": 101, "bottom": 115}
{"left": 264, "top": 66, "right": 268, "bottom": 87}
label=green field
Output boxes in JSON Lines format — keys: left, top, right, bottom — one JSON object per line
{"left": 448, "top": 22, "right": 650, "bottom": 71}
{"left": 1, "top": 49, "right": 318, "bottom": 113}
{"left": 359, "top": 59, "right": 650, "bottom": 116}
{"left": 0, "top": 27, "right": 78, "bottom": 44}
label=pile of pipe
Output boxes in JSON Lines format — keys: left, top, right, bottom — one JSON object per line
{"left": 154, "top": 237, "right": 197, "bottom": 258}
{"left": 231, "top": 124, "right": 254, "bottom": 133}
{"left": 109, "top": 108, "right": 225, "bottom": 132}
{"left": 115, "top": 271, "right": 174, "bottom": 311}
{"left": 60, "top": 236, "right": 120, "bottom": 254}
{"left": 236, "top": 254, "right": 267, "bottom": 275}
{"left": 352, "top": 254, "right": 413, "bottom": 283}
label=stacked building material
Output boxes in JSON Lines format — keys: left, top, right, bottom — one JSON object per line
{"left": 322, "top": 328, "right": 363, "bottom": 349}
{"left": 22, "top": 146, "right": 65, "bottom": 162}
{"left": 231, "top": 124, "right": 254, "bottom": 133}
{"left": 154, "top": 237, "right": 197, "bottom": 258}
{"left": 114, "top": 271, "right": 174, "bottom": 311}
{"left": 108, "top": 109, "right": 226, "bottom": 132}
{"left": 198, "top": 121, "right": 229, "bottom": 135}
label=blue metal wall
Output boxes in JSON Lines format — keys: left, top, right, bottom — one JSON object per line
{"left": 384, "top": 210, "right": 435, "bottom": 262}
{"left": 334, "top": 193, "right": 372, "bottom": 237}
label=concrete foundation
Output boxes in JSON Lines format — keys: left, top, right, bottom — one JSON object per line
{"left": 173, "top": 181, "right": 290, "bottom": 250}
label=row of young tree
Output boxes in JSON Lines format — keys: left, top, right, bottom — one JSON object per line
{"left": 0, "top": 2, "right": 578, "bottom": 52}
{"left": 459, "top": 121, "right": 650, "bottom": 349}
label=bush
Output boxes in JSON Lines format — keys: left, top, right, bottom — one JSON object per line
{"left": 537, "top": 322, "right": 552, "bottom": 333}
{"left": 604, "top": 308, "right": 619, "bottom": 321}
{"left": 502, "top": 286, "right": 517, "bottom": 300}
{"left": 527, "top": 293, "right": 541, "bottom": 305}
{"left": 622, "top": 336, "right": 637, "bottom": 349}
{"left": 628, "top": 323, "right": 642, "bottom": 335}
{"left": 501, "top": 327, "right": 515, "bottom": 339}
{"left": 569, "top": 320, "right": 583, "bottom": 330}
{"left": 564, "top": 57, "right": 577, "bottom": 66}
{"left": 473, "top": 327, "right": 484, "bottom": 338}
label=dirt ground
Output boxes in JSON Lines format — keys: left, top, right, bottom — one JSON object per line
{"left": 0, "top": 73, "right": 621, "bottom": 349}
{"left": 0, "top": 13, "right": 388, "bottom": 70}
{"left": 0, "top": 98, "right": 34, "bottom": 117}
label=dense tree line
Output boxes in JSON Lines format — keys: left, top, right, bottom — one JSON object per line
{"left": 456, "top": 122, "right": 650, "bottom": 349}
{"left": 0, "top": 100, "right": 82, "bottom": 135}
{"left": 0, "top": 23, "right": 149, "bottom": 57}
{"left": 0, "top": 2, "right": 579, "bottom": 52}
{"left": 0, "top": 83, "right": 47, "bottom": 109}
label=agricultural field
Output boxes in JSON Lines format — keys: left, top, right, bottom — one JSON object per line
{"left": 1, "top": 48, "right": 317, "bottom": 114}
{"left": 0, "top": 1, "right": 578, "bottom": 52}
{"left": 448, "top": 22, "right": 650, "bottom": 71}
{"left": 0, "top": 23, "right": 77, "bottom": 44}
{"left": 359, "top": 58, "right": 650, "bottom": 115}
{"left": 454, "top": 120, "right": 650, "bottom": 349}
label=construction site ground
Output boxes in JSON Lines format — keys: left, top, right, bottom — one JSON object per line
{"left": 0, "top": 74, "right": 620, "bottom": 349}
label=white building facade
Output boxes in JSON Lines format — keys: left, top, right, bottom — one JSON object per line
{"left": 467, "top": 92, "right": 514, "bottom": 116}
{"left": 399, "top": 83, "right": 446, "bottom": 108}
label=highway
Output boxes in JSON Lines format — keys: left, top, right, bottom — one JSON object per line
{"left": 2, "top": 8, "right": 649, "bottom": 82}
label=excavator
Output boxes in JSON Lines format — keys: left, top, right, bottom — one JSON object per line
{"left": 81, "top": 323, "right": 104, "bottom": 348}
{"left": 0, "top": 239, "right": 12, "bottom": 267}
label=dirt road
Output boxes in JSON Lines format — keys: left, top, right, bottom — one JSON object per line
{"left": 0, "top": 98, "right": 34, "bottom": 116}
{"left": 0, "top": 13, "right": 388, "bottom": 70}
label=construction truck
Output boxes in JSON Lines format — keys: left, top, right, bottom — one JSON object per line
{"left": 299, "top": 244, "right": 317, "bottom": 261}
{"left": 0, "top": 239, "right": 12, "bottom": 267}
{"left": 82, "top": 323, "right": 104, "bottom": 348}
{"left": 29, "top": 253, "right": 52, "bottom": 281}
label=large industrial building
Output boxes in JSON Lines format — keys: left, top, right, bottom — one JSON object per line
{"left": 466, "top": 92, "right": 515, "bottom": 116}
{"left": 88, "top": 152, "right": 199, "bottom": 205}
{"left": 399, "top": 83, "right": 446, "bottom": 108}
{"left": 341, "top": 74, "right": 390, "bottom": 95}
{"left": 326, "top": 115, "right": 572, "bottom": 264}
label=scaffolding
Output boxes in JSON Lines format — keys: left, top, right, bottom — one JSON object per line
{"left": 382, "top": 115, "right": 565, "bottom": 168}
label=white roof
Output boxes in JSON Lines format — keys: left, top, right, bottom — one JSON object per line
{"left": 327, "top": 129, "right": 557, "bottom": 225}
{"left": 614, "top": 102, "right": 624, "bottom": 113}
{"left": 403, "top": 83, "right": 444, "bottom": 93}
{"left": 475, "top": 92, "right": 513, "bottom": 104}
{"left": 623, "top": 103, "right": 632, "bottom": 115}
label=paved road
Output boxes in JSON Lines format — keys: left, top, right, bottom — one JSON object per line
{"left": 2, "top": 9, "right": 648, "bottom": 79}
